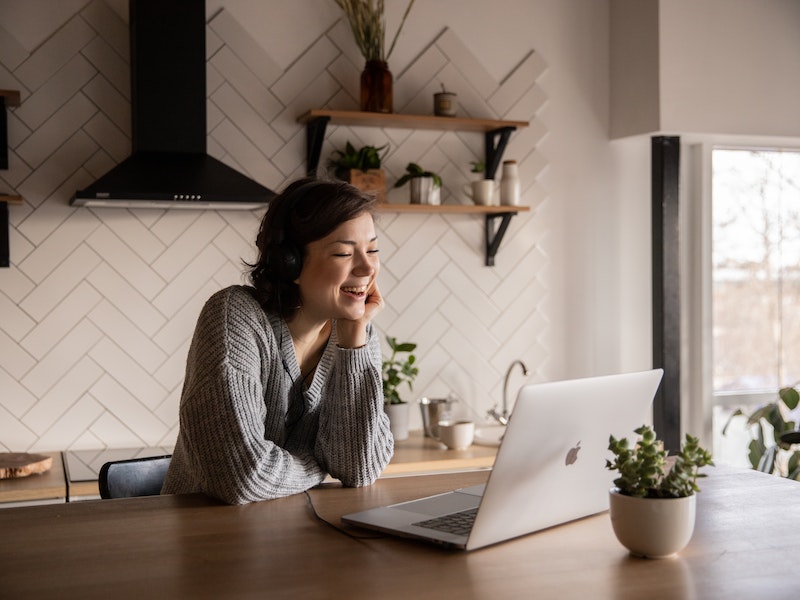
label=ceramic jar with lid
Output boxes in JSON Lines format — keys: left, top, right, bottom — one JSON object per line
{"left": 499, "top": 160, "right": 520, "bottom": 206}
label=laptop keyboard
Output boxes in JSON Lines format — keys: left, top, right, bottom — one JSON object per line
{"left": 412, "top": 507, "right": 478, "bottom": 536}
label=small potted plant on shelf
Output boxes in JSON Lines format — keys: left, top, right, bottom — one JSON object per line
{"left": 469, "top": 160, "right": 485, "bottom": 178}
{"left": 394, "top": 162, "right": 442, "bottom": 205}
{"left": 382, "top": 335, "right": 419, "bottom": 441}
{"left": 606, "top": 424, "right": 713, "bottom": 558}
{"left": 328, "top": 141, "right": 388, "bottom": 202}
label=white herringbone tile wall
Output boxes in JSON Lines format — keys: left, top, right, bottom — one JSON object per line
{"left": 0, "top": 0, "right": 548, "bottom": 451}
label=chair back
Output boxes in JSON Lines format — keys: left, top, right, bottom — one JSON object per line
{"left": 98, "top": 455, "right": 172, "bottom": 499}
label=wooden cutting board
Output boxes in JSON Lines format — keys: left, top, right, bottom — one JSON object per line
{"left": 0, "top": 453, "right": 53, "bottom": 479}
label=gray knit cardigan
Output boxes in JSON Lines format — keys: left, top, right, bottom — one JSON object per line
{"left": 162, "top": 285, "right": 394, "bottom": 504}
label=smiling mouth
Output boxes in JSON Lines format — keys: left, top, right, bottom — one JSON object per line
{"left": 341, "top": 285, "right": 367, "bottom": 299}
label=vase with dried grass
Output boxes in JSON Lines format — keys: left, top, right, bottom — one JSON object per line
{"left": 333, "top": 0, "right": 416, "bottom": 113}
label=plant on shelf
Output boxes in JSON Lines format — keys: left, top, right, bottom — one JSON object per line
{"left": 328, "top": 141, "right": 387, "bottom": 180}
{"left": 605, "top": 424, "right": 713, "bottom": 558}
{"left": 394, "top": 162, "right": 442, "bottom": 189}
{"left": 328, "top": 141, "right": 389, "bottom": 201}
{"left": 722, "top": 383, "right": 800, "bottom": 479}
{"left": 470, "top": 160, "right": 485, "bottom": 176}
{"left": 333, "top": 0, "right": 417, "bottom": 113}
{"left": 394, "top": 162, "right": 442, "bottom": 205}
{"left": 381, "top": 335, "right": 419, "bottom": 442}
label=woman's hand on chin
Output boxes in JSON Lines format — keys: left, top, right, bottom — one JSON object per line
{"left": 337, "top": 281, "right": 383, "bottom": 348}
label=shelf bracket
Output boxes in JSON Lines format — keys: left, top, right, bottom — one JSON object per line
{"left": 485, "top": 212, "right": 516, "bottom": 266}
{"left": 0, "top": 201, "right": 8, "bottom": 267}
{"left": 305, "top": 116, "right": 331, "bottom": 176}
{"left": 1, "top": 90, "right": 20, "bottom": 170}
{"left": 0, "top": 96, "right": 7, "bottom": 170}
{"left": 484, "top": 126, "right": 516, "bottom": 180}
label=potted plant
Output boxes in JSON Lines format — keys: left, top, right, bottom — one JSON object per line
{"left": 606, "top": 424, "right": 713, "bottom": 558}
{"left": 333, "top": 0, "right": 416, "bottom": 113}
{"left": 394, "top": 162, "right": 442, "bottom": 205}
{"left": 723, "top": 383, "right": 800, "bottom": 479}
{"left": 328, "top": 141, "right": 388, "bottom": 202}
{"left": 469, "top": 160, "right": 485, "bottom": 178}
{"left": 382, "top": 335, "right": 419, "bottom": 441}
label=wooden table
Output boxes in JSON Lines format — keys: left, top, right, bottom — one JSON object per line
{"left": 1, "top": 465, "right": 797, "bottom": 598}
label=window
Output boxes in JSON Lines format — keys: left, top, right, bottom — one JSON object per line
{"left": 711, "top": 147, "right": 800, "bottom": 464}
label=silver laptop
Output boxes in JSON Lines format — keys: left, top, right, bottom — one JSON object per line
{"left": 343, "top": 369, "right": 663, "bottom": 550}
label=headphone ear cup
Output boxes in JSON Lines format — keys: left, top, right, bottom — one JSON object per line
{"left": 266, "top": 240, "right": 302, "bottom": 282}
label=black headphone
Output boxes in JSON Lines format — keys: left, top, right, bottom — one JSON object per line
{"left": 264, "top": 180, "right": 325, "bottom": 282}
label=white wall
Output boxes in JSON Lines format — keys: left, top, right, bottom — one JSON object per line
{"left": 0, "top": 0, "right": 640, "bottom": 451}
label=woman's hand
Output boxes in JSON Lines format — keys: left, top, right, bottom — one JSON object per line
{"left": 337, "top": 280, "right": 384, "bottom": 348}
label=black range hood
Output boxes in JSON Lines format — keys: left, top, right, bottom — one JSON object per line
{"left": 71, "top": 0, "right": 275, "bottom": 210}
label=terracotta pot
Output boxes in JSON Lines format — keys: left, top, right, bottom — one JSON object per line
{"left": 347, "top": 168, "right": 386, "bottom": 203}
{"left": 361, "top": 60, "right": 393, "bottom": 113}
{"left": 608, "top": 488, "right": 697, "bottom": 558}
{"left": 384, "top": 402, "right": 409, "bottom": 441}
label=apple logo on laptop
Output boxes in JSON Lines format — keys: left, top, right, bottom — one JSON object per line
{"left": 565, "top": 441, "right": 581, "bottom": 465}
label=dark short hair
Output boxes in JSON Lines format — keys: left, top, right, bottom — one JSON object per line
{"left": 248, "top": 177, "right": 378, "bottom": 317}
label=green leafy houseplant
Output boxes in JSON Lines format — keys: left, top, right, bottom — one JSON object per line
{"left": 394, "top": 163, "right": 442, "bottom": 189}
{"left": 328, "top": 141, "right": 388, "bottom": 181}
{"left": 381, "top": 336, "right": 418, "bottom": 405}
{"left": 333, "top": 0, "right": 416, "bottom": 62}
{"left": 606, "top": 425, "right": 714, "bottom": 498}
{"left": 723, "top": 384, "right": 800, "bottom": 479}
{"left": 469, "top": 160, "right": 485, "bottom": 175}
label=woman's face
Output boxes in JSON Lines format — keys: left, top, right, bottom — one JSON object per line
{"left": 294, "top": 212, "right": 380, "bottom": 323}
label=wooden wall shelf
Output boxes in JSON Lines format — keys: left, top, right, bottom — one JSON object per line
{"left": 297, "top": 109, "right": 528, "bottom": 133}
{"left": 377, "top": 203, "right": 530, "bottom": 266}
{"left": 297, "top": 109, "right": 530, "bottom": 266}
{"left": 376, "top": 203, "right": 529, "bottom": 215}
{"left": 297, "top": 109, "right": 528, "bottom": 181}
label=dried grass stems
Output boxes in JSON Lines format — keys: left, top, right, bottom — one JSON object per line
{"left": 334, "top": 0, "right": 416, "bottom": 62}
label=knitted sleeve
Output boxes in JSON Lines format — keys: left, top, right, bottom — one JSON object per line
{"left": 314, "top": 323, "right": 394, "bottom": 487}
{"left": 166, "top": 287, "right": 327, "bottom": 504}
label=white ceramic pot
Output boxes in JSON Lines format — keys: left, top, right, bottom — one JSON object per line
{"left": 608, "top": 488, "right": 697, "bottom": 558}
{"left": 409, "top": 178, "right": 440, "bottom": 205}
{"left": 385, "top": 402, "right": 410, "bottom": 441}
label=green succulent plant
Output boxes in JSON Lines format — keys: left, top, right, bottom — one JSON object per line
{"left": 381, "top": 336, "right": 418, "bottom": 405}
{"left": 394, "top": 162, "right": 442, "bottom": 189}
{"left": 606, "top": 424, "right": 713, "bottom": 498}
{"left": 469, "top": 160, "right": 485, "bottom": 174}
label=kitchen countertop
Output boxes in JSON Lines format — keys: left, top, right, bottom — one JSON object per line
{"left": 383, "top": 429, "right": 496, "bottom": 475}
{"left": 1, "top": 431, "right": 497, "bottom": 505}
{"left": 0, "top": 452, "right": 66, "bottom": 506}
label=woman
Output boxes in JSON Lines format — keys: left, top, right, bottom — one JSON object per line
{"left": 162, "top": 178, "right": 393, "bottom": 504}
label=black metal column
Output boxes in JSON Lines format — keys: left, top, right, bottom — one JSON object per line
{"left": 651, "top": 136, "right": 681, "bottom": 452}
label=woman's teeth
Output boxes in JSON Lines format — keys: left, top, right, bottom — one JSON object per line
{"left": 342, "top": 286, "right": 367, "bottom": 297}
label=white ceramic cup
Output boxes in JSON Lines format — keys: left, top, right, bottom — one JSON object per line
{"left": 436, "top": 420, "right": 475, "bottom": 450}
{"left": 463, "top": 180, "right": 498, "bottom": 206}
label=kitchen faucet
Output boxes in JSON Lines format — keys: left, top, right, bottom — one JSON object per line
{"left": 487, "top": 360, "right": 528, "bottom": 425}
